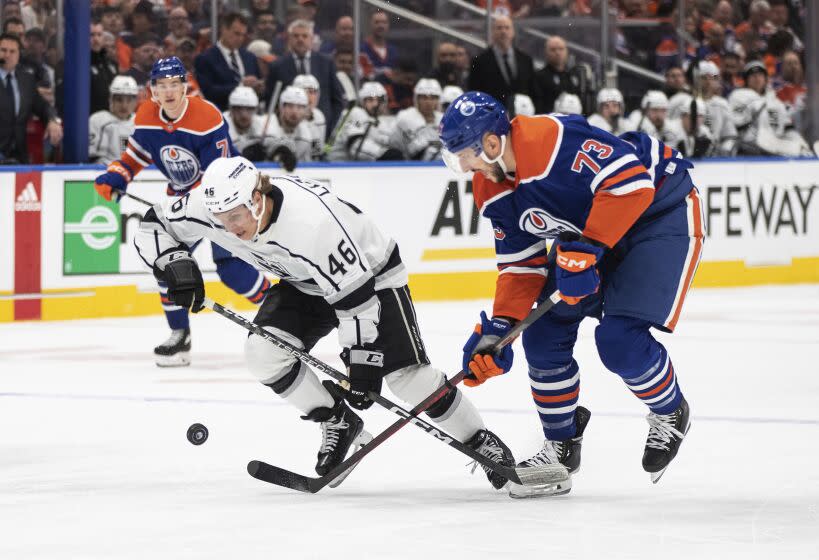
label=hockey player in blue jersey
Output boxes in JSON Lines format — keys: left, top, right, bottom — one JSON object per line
{"left": 440, "top": 91, "right": 704, "bottom": 496}
{"left": 94, "top": 57, "right": 270, "bottom": 366}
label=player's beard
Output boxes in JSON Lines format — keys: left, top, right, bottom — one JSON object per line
{"left": 488, "top": 161, "right": 505, "bottom": 183}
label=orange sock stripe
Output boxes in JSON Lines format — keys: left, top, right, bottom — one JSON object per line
{"left": 531, "top": 387, "right": 579, "bottom": 403}
{"left": 633, "top": 365, "right": 674, "bottom": 398}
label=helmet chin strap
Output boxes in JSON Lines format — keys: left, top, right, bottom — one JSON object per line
{"left": 249, "top": 172, "right": 266, "bottom": 240}
{"left": 479, "top": 134, "right": 509, "bottom": 175}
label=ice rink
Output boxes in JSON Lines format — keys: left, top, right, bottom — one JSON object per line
{"left": 1, "top": 285, "right": 818, "bottom": 559}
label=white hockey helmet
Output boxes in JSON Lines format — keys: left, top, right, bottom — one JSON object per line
{"left": 597, "top": 87, "right": 624, "bottom": 107}
{"left": 109, "top": 75, "right": 139, "bottom": 97}
{"left": 441, "top": 85, "right": 464, "bottom": 107}
{"left": 553, "top": 92, "right": 582, "bottom": 115}
{"left": 293, "top": 74, "right": 320, "bottom": 92}
{"left": 641, "top": 90, "right": 669, "bottom": 110}
{"left": 201, "top": 157, "right": 269, "bottom": 239}
{"left": 279, "top": 85, "right": 309, "bottom": 108}
{"left": 358, "top": 81, "right": 387, "bottom": 101}
{"left": 413, "top": 78, "right": 442, "bottom": 100}
{"left": 513, "top": 93, "right": 536, "bottom": 117}
{"left": 698, "top": 60, "right": 720, "bottom": 77}
{"left": 229, "top": 85, "right": 259, "bottom": 108}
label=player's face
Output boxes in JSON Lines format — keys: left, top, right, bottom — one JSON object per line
{"left": 416, "top": 95, "right": 439, "bottom": 119}
{"left": 442, "top": 134, "right": 505, "bottom": 182}
{"left": 111, "top": 94, "right": 137, "bottom": 120}
{"left": 304, "top": 88, "right": 319, "bottom": 109}
{"left": 600, "top": 101, "right": 621, "bottom": 119}
{"left": 362, "top": 96, "right": 382, "bottom": 116}
{"left": 647, "top": 107, "right": 666, "bottom": 129}
{"left": 213, "top": 204, "right": 256, "bottom": 240}
{"left": 280, "top": 103, "right": 306, "bottom": 128}
{"left": 231, "top": 106, "right": 255, "bottom": 130}
{"left": 152, "top": 77, "right": 187, "bottom": 113}
{"left": 747, "top": 73, "right": 767, "bottom": 94}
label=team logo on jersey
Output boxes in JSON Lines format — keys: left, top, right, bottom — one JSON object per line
{"left": 493, "top": 226, "right": 506, "bottom": 240}
{"left": 519, "top": 208, "right": 580, "bottom": 239}
{"left": 159, "top": 145, "right": 200, "bottom": 188}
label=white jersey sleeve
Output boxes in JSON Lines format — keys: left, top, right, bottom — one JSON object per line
{"left": 89, "top": 110, "right": 135, "bottom": 165}
{"left": 390, "top": 107, "right": 442, "bottom": 161}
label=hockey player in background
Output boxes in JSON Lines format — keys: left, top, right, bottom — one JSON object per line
{"left": 93, "top": 57, "right": 270, "bottom": 367}
{"left": 268, "top": 86, "right": 314, "bottom": 163}
{"left": 292, "top": 74, "right": 326, "bottom": 158}
{"left": 328, "top": 81, "right": 401, "bottom": 162}
{"left": 441, "top": 85, "right": 464, "bottom": 112}
{"left": 439, "top": 92, "right": 702, "bottom": 496}
{"left": 553, "top": 92, "right": 583, "bottom": 115}
{"left": 630, "top": 90, "right": 685, "bottom": 148}
{"left": 134, "top": 156, "right": 516, "bottom": 488}
{"left": 696, "top": 60, "right": 737, "bottom": 156}
{"left": 587, "top": 88, "right": 635, "bottom": 135}
{"left": 728, "top": 60, "right": 811, "bottom": 156}
{"left": 89, "top": 76, "right": 139, "bottom": 165}
{"left": 223, "top": 86, "right": 268, "bottom": 155}
{"left": 668, "top": 94, "right": 715, "bottom": 158}
{"left": 512, "top": 93, "right": 536, "bottom": 118}
{"left": 390, "top": 78, "right": 444, "bottom": 160}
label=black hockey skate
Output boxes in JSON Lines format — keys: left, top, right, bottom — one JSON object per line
{"left": 154, "top": 328, "right": 191, "bottom": 367}
{"left": 465, "top": 429, "right": 516, "bottom": 490}
{"left": 643, "top": 397, "right": 690, "bottom": 484}
{"left": 302, "top": 397, "right": 372, "bottom": 485}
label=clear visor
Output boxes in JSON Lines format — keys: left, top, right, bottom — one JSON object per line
{"left": 212, "top": 204, "right": 251, "bottom": 227}
{"left": 441, "top": 146, "right": 481, "bottom": 177}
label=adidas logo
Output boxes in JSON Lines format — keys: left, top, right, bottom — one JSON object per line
{"left": 15, "top": 182, "right": 41, "bottom": 212}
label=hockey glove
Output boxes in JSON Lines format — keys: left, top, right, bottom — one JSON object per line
{"left": 271, "top": 145, "right": 297, "bottom": 172}
{"left": 94, "top": 160, "right": 133, "bottom": 202}
{"left": 555, "top": 240, "right": 605, "bottom": 305}
{"left": 461, "top": 311, "right": 514, "bottom": 387}
{"left": 154, "top": 250, "right": 205, "bottom": 313}
{"left": 341, "top": 345, "right": 384, "bottom": 410}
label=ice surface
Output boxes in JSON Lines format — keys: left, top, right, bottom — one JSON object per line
{"left": 1, "top": 285, "right": 818, "bottom": 559}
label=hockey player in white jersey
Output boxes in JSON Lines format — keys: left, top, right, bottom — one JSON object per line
{"left": 696, "top": 60, "right": 737, "bottom": 155}
{"left": 553, "top": 92, "right": 582, "bottom": 115}
{"left": 328, "top": 81, "right": 400, "bottom": 162}
{"left": 668, "top": 94, "right": 715, "bottom": 158}
{"left": 587, "top": 88, "right": 635, "bottom": 135}
{"left": 268, "top": 86, "right": 314, "bottom": 163}
{"left": 223, "top": 86, "right": 268, "bottom": 155}
{"left": 292, "top": 74, "right": 326, "bottom": 158}
{"left": 89, "top": 76, "right": 139, "bottom": 165}
{"left": 440, "top": 85, "right": 464, "bottom": 112}
{"left": 513, "top": 93, "right": 536, "bottom": 117}
{"left": 629, "top": 90, "right": 685, "bottom": 146}
{"left": 134, "top": 156, "right": 516, "bottom": 487}
{"left": 728, "top": 61, "right": 811, "bottom": 156}
{"left": 389, "top": 78, "right": 443, "bottom": 160}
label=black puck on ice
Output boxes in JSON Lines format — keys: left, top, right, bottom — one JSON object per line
{"left": 187, "top": 423, "right": 208, "bottom": 445}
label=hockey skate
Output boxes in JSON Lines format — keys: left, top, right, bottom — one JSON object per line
{"left": 465, "top": 429, "right": 516, "bottom": 490}
{"left": 302, "top": 398, "right": 372, "bottom": 488}
{"left": 643, "top": 397, "right": 690, "bottom": 484}
{"left": 507, "top": 406, "right": 590, "bottom": 498}
{"left": 154, "top": 328, "right": 191, "bottom": 367}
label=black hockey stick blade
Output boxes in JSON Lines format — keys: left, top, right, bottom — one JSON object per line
{"left": 248, "top": 460, "right": 314, "bottom": 493}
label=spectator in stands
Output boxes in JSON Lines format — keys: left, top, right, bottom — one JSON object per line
{"left": 0, "top": 32, "right": 62, "bottom": 164}
{"left": 127, "top": 1, "right": 156, "bottom": 41}
{"left": 124, "top": 35, "right": 160, "bottom": 87}
{"left": 251, "top": 0, "right": 273, "bottom": 17}
{"left": 663, "top": 65, "right": 689, "bottom": 98}
{"left": 774, "top": 50, "right": 806, "bottom": 131}
{"left": 1, "top": 2, "right": 22, "bottom": 23}
{"left": 88, "top": 75, "right": 137, "bottom": 165}
{"left": 468, "top": 15, "right": 535, "bottom": 109}
{"left": 195, "top": 12, "right": 263, "bottom": 111}
{"left": 21, "top": 28, "right": 52, "bottom": 89}
{"left": 711, "top": 0, "right": 739, "bottom": 53}
{"left": 334, "top": 47, "right": 354, "bottom": 83}
{"left": 22, "top": 0, "right": 54, "bottom": 32}
{"left": 721, "top": 51, "right": 744, "bottom": 96}
{"left": 697, "top": 60, "right": 737, "bottom": 156}
{"left": 736, "top": 0, "right": 775, "bottom": 59}
{"left": 697, "top": 22, "right": 729, "bottom": 67}
{"left": 588, "top": 88, "right": 635, "bottom": 135}
{"left": 176, "top": 38, "right": 202, "bottom": 98}
{"left": 271, "top": 4, "right": 303, "bottom": 56}
{"left": 320, "top": 15, "right": 353, "bottom": 57}
{"left": 387, "top": 57, "right": 419, "bottom": 112}
{"left": 264, "top": 19, "right": 344, "bottom": 132}
{"left": 454, "top": 45, "right": 470, "bottom": 87}
{"left": 533, "top": 35, "right": 590, "bottom": 114}
{"left": 768, "top": 0, "right": 802, "bottom": 51}
{"left": 182, "top": 0, "right": 211, "bottom": 34}
{"left": 432, "top": 41, "right": 464, "bottom": 89}
{"left": 165, "top": 7, "right": 193, "bottom": 52}
{"left": 362, "top": 11, "right": 400, "bottom": 84}
{"left": 253, "top": 10, "right": 278, "bottom": 46}
{"left": 3, "top": 17, "right": 25, "bottom": 37}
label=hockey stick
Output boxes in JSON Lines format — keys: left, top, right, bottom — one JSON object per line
{"left": 121, "top": 191, "right": 155, "bottom": 206}
{"left": 203, "top": 291, "right": 568, "bottom": 494}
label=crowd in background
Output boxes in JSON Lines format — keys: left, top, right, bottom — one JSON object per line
{"left": 0, "top": 0, "right": 812, "bottom": 167}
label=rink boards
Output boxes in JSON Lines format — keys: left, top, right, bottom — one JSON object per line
{"left": 1, "top": 158, "right": 817, "bottom": 321}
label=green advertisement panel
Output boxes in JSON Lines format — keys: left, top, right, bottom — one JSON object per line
{"left": 63, "top": 181, "right": 121, "bottom": 275}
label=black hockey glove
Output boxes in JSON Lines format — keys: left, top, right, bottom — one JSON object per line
{"left": 271, "top": 145, "right": 297, "bottom": 172}
{"left": 154, "top": 250, "right": 205, "bottom": 313}
{"left": 341, "top": 345, "right": 384, "bottom": 410}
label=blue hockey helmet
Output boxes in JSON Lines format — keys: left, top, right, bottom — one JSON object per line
{"left": 151, "top": 56, "right": 187, "bottom": 84}
{"left": 438, "top": 91, "right": 511, "bottom": 175}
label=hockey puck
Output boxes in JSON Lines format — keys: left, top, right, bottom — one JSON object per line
{"left": 187, "top": 423, "right": 208, "bottom": 445}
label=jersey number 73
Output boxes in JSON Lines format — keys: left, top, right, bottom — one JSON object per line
{"left": 571, "top": 139, "right": 613, "bottom": 174}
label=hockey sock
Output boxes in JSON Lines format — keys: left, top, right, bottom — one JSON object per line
{"left": 529, "top": 360, "right": 580, "bottom": 441}
{"left": 159, "top": 281, "right": 189, "bottom": 330}
{"left": 595, "top": 315, "right": 683, "bottom": 415}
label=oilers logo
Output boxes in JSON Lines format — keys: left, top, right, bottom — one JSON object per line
{"left": 519, "top": 208, "right": 580, "bottom": 239}
{"left": 160, "top": 145, "right": 200, "bottom": 189}
{"left": 493, "top": 226, "right": 506, "bottom": 240}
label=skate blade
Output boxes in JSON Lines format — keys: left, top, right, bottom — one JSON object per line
{"left": 508, "top": 477, "right": 572, "bottom": 499}
{"left": 155, "top": 352, "right": 191, "bottom": 367}
{"left": 649, "top": 421, "right": 691, "bottom": 485}
{"left": 328, "top": 430, "right": 373, "bottom": 489}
